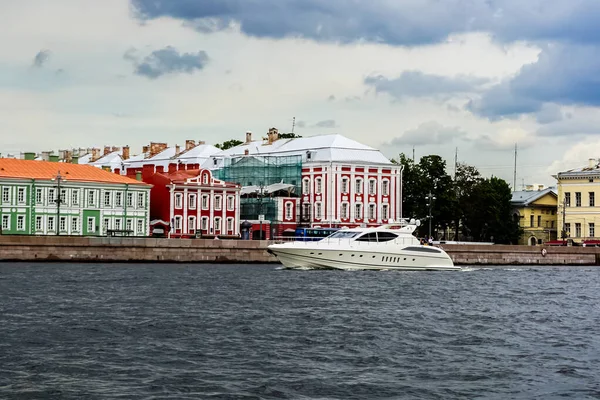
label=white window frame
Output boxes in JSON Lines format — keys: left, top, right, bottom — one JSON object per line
{"left": 201, "top": 217, "right": 208, "bottom": 231}
{"left": 2, "top": 214, "right": 10, "bottom": 230}
{"left": 72, "top": 216, "right": 79, "bottom": 232}
{"left": 136, "top": 219, "right": 144, "bottom": 234}
{"left": 214, "top": 217, "right": 221, "bottom": 231}
{"left": 48, "top": 216, "right": 55, "bottom": 231}
{"left": 188, "top": 216, "right": 196, "bottom": 233}
{"left": 355, "top": 179, "right": 363, "bottom": 194}
{"left": 315, "top": 202, "right": 322, "bottom": 219}
{"left": 202, "top": 195, "right": 209, "bottom": 210}
{"left": 382, "top": 180, "right": 389, "bottom": 196}
{"left": 174, "top": 193, "right": 183, "bottom": 209}
{"left": 227, "top": 195, "right": 235, "bottom": 211}
{"left": 72, "top": 190, "right": 79, "bottom": 206}
{"left": 115, "top": 192, "right": 122, "bottom": 207}
{"left": 127, "top": 192, "right": 134, "bottom": 207}
{"left": 36, "top": 188, "right": 43, "bottom": 204}
{"left": 17, "top": 188, "right": 25, "bottom": 204}
{"left": 35, "top": 216, "right": 43, "bottom": 231}
{"left": 189, "top": 194, "right": 197, "bottom": 210}
{"left": 382, "top": 204, "right": 389, "bottom": 220}
{"left": 59, "top": 216, "right": 67, "bottom": 232}
{"left": 227, "top": 217, "right": 234, "bottom": 232}
{"left": 215, "top": 195, "right": 222, "bottom": 211}
{"left": 103, "top": 217, "right": 110, "bottom": 234}
{"left": 174, "top": 216, "right": 182, "bottom": 230}
{"left": 137, "top": 192, "right": 144, "bottom": 208}
{"left": 88, "top": 190, "right": 95, "bottom": 207}
{"left": 126, "top": 218, "right": 133, "bottom": 232}
{"left": 2, "top": 187, "right": 10, "bottom": 204}
{"left": 355, "top": 203, "right": 363, "bottom": 219}
{"left": 49, "top": 188, "right": 56, "bottom": 205}
{"left": 341, "top": 202, "right": 349, "bottom": 219}
{"left": 302, "top": 178, "right": 310, "bottom": 194}
{"left": 285, "top": 202, "right": 293, "bottom": 220}
{"left": 87, "top": 217, "right": 95, "bottom": 233}
{"left": 17, "top": 215, "right": 25, "bottom": 231}
{"left": 341, "top": 178, "right": 349, "bottom": 194}
{"left": 368, "top": 203, "right": 376, "bottom": 220}
{"left": 369, "top": 179, "right": 376, "bottom": 195}
{"left": 104, "top": 191, "right": 111, "bottom": 207}
{"left": 316, "top": 178, "right": 322, "bottom": 194}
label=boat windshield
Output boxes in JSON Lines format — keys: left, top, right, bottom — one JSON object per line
{"left": 328, "top": 231, "right": 362, "bottom": 239}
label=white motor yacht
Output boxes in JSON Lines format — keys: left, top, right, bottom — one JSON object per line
{"left": 267, "top": 221, "right": 459, "bottom": 271}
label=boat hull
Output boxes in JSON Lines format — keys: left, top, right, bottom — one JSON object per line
{"left": 268, "top": 245, "right": 459, "bottom": 271}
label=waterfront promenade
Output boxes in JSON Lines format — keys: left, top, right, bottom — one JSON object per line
{"left": 0, "top": 235, "right": 599, "bottom": 265}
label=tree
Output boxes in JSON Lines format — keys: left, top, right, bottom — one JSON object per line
{"left": 278, "top": 132, "right": 302, "bottom": 139}
{"left": 215, "top": 139, "right": 243, "bottom": 150}
{"left": 453, "top": 162, "right": 483, "bottom": 240}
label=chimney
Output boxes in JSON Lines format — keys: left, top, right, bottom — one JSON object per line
{"left": 91, "top": 148, "right": 101, "bottom": 162}
{"left": 49, "top": 155, "right": 59, "bottom": 162}
{"left": 41, "top": 151, "right": 51, "bottom": 161}
{"left": 23, "top": 152, "right": 36, "bottom": 161}
{"left": 267, "top": 127, "right": 278, "bottom": 145}
{"left": 589, "top": 158, "right": 596, "bottom": 168}
{"left": 168, "top": 163, "right": 177, "bottom": 173}
{"left": 102, "top": 165, "right": 111, "bottom": 171}
{"left": 112, "top": 146, "right": 119, "bottom": 153}
{"left": 175, "top": 145, "right": 181, "bottom": 155}
{"left": 136, "top": 171, "right": 142, "bottom": 181}
{"left": 197, "top": 140, "right": 205, "bottom": 145}
{"left": 185, "top": 140, "right": 196, "bottom": 151}
{"left": 245, "top": 131, "right": 252, "bottom": 144}
{"left": 142, "top": 145, "right": 150, "bottom": 155}
{"left": 122, "top": 145, "right": 130, "bottom": 160}
{"left": 156, "top": 165, "right": 164, "bottom": 173}
{"left": 142, "top": 164, "right": 155, "bottom": 180}
{"left": 71, "top": 155, "right": 79, "bottom": 164}
{"left": 104, "top": 146, "right": 111, "bottom": 156}
{"left": 244, "top": 149, "right": 249, "bottom": 156}
{"left": 149, "top": 142, "right": 168, "bottom": 158}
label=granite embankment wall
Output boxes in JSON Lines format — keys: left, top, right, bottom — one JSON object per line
{"left": 1, "top": 236, "right": 599, "bottom": 265}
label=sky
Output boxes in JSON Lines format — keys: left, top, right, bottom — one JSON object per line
{"left": 2, "top": 0, "right": 600, "bottom": 188}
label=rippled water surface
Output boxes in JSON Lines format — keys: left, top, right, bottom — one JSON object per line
{"left": 1, "top": 263, "right": 600, "bottom": 399}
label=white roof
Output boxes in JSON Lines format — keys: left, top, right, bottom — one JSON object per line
{"left": 208, "top": 134, "right": 392, "bottom": 166}
{"left": 174, "top": 144, "right": 221, "bottom": 164}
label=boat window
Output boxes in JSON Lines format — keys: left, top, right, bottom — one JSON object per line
{"left": 329, "top": 231, "right": 361, "bottom": 239}
{"left": 356, "top": 232, "right": 378, "bottom": 242}
{"left": 377, "top": 232, "right": 399, "bottom": 242}
{"left": 404, "top": 246, "right": 442, "bottom": 253}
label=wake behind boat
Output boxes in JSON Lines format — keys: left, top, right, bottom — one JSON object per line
{"left": 267, "top": 220, "right": 459, "bottom": 271}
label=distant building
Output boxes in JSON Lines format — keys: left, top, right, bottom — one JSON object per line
{"left": 554, "top": 158, "right": 600, "bottom": 244}
{"left": 511, "top": 186, "right": 558, "bottom": 245}
{"left": 0, "top": 159, "right": 151, "bottom": 236}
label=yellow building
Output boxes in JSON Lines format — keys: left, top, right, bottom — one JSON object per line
{"left": 511, "top": 186, "right": 558, "bottom": 245}
{"left": 554, "top": 159, "right": 600, "bottom": 245}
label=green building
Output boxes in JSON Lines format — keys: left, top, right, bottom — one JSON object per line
{"left": 0, "top": 158, "right": 151, "bottom": 236}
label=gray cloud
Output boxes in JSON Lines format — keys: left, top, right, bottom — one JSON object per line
{"left": 365, "top": 71, "right": 488, "bottom": 101}
{"left": 32, "top": 50, "right": 51, "bottom": 68}
{"left": 314, "top": 119, "right": 337, "bottom": 128}
{"left": 124, "top": 46, "right": 209, "bottom": 79}
{"left": 129, "top": 0, "right": 600, "bottom": 47}
{"left": 386, "top": 121, "right": 468, "bottom": 146}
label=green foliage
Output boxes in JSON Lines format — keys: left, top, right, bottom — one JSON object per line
{"left": 278, "top": 132, "right": 302, "bottom": 139}
{"left": 215, "top": 139, "right": 243, "bottom": 150}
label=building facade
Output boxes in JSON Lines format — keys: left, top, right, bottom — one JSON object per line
{"left": 555, "top": 159, "right": 600, "bottom": 243}
{"left": 0, "top": 159, "right": 151, "bottom": 236}
{"left": 511, "top": 186, "right": 558, "bottom": 245}
{"left": 139, "top": 164, "right": 241, "bottom": 238}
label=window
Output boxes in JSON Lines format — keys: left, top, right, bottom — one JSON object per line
{"left": 48, "top": 216, "right": 55, "bottom": 231}
{"left": 72, "top": 217, "right": 79, "bottom": 232}
{"left": 104, "top": 191, "right": 111, "bottom": 207}
{"left": 227, "top": 218, "right": 234, "bottom": 232}
{"left": 201, "top": 217, "right": 208, "bottom": 231}
{"left": 215, "top": 196, "right": 222, "bottom": 210}
{"left": 315, "top": 203, "right": 322, "bottom": 219}
{"left": 202, "top": 195, "right": 209, "bottom": 210}
{"left": 174, "top": 216, "right": 182, "bottom": 230}
{"left": 302, "top": 179, "right": 310, "bottom": 194}
{"left": 88, "top": 190, "right": 95, "bottom": 207}
{"left": 87, "top": 217, "right": 95, "bottom": 233}
{"left": 368, "top": 204, "right": 376, "bottom": 220}
{"left": 576, "top": 192, "right": 581, "bottom": 207}
{"left": 537, "top": 215, "right": 541, "bottom": 227}
{"left": 530, "top": 215, "right": 534, "bottom": 227}
{"left": 2, "top": 215, "right": 9, "bottom": 230}
{"left": 202, "top": 174, "right": 208, "bottom": 184}
{"left": 36, "top": 188, "right": 43, "bottom": 204}
{"left": 382, "top": 180, "right": 389, "bottom": 196}
{"left": 227, "top": 196, "right": 234, "bottom": 211}
{"left": 355, "top": 203, "right": 362, "bottom": 219}
{"left": 115, "top": 192, "right": 122, "bottom": 207}
{"left": 575, "top": 223, "right": 582, "bottom": 237}
{"left": 49, "top": 188, "right": 56, "bottom": 205}
{"left": 355, "top": 178, "right": 363, "bottom": 194}
{"left": 341, "top": 178, "right": 349, "bottom": 194}
{"left": 369, "top": 179, "right": 376, "bottom": 195}
{"left": 137, "top": 193, "right": 144, "bottom": 208}
{"left": 60, "top": 189, "right": 67, "bottom": 205}
{"left": 188, "top": 216, "right": 196, "bottom": 233}
{"left": 17, "top": 215, "right": 25, "bottom": 231}
{"left": 72, "top": 190, "right": 79, "bottom": 206}
{"left": 565, "top": 223, "right": 571, "bottom": 236}
{"left": 59, "top": 216, "right": 67, "bottom": 232}
{"left": 17, "top": 188, "right": 25, "bottom": 204}
{"left": 382, "top": 204, "right": 389, "bottom": 220}
{"left": 285, "top": 202, "right": 293, "bottom": 220}
{"left": 115, "top": 218, "right": 122, "bottom": 231}
{"left": 2, "top": 187, "right": 10, "bottom": 203}
{"left": 590, "top": 223, "right": 595, "bottom": 238}
{"left": 35, "top": 216, "right": 43, "bottom": 231}
{"left": 103, "top": 218, "right": 110, "bottom": 234}
{"left": 590, "top": 192, "right": 595, "bottom": 207}
{"left": 175, "top": 193, "right": 183, "bottom": 209}
{"left": 565, "top": 192, "right": 571, "bottom": 207}
{"left": 316, "top": 178, "right": 322, "bottom": 194}
{"left": 214, "top": 217, "right": 221, "bottom": 231}
{"left": 341, "top": 203, "right": 349, "bottom": 219}
{"left": 302, "top": 203, "right": 311, "bottom": 219}
{"left": 127, "top": 192, "right": 133, "bottom": 207}
{"left": 137, "top": 219, "right": 144, "bottom": 234}
{"left": 189, "top": 194, "right": 197, "bottom": 210}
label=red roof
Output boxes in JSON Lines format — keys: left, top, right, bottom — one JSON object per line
{"left": 0, "top": 158, "right": 149, "bottom": 186}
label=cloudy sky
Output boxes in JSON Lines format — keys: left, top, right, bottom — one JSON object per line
{"left": 2, "top": 0, "right": 600, "bottom": 187}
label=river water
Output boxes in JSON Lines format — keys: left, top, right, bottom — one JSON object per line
{"left": 0, "top": 263, "right": 599, "bottom": 399}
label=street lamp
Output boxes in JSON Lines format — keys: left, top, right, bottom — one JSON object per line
{"left": 255, "top": 184, "right": 266, "bottom": 240}
{"left": 52, "top": 171, "right": 65, "bottom": 236}
{"left": 425, "top": 191, "right": 436, "bottom": 239}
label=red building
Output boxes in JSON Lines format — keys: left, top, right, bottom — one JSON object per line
{"left": 131, "top": 164, "right": 240, "bottom": 238}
